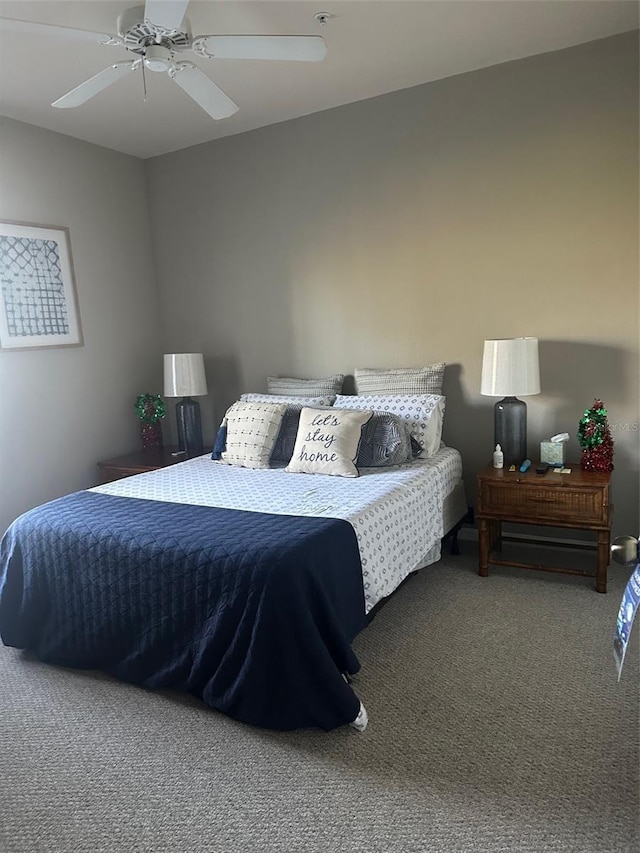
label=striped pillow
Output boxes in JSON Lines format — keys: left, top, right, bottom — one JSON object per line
{"left": 219, "top": 401, "right": 287, "bottom": 469}
{"left": 240, "top": 393, "right": 335, "bottom": 407}
{"left": 267, "top": 374, "right": 344, "bottom": 396}
{"left": 354, "top": 364, "right": 445, "bottom": 396}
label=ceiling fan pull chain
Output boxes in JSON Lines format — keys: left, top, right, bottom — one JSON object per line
{"left": 141, "top": 57, "right": 147, "bottom": 101}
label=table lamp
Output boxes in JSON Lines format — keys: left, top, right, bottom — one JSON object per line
{"left": 163, "top": 353, "right": 208, "bottom": 455}
{"left": 481, "top": 337, "right": 540, "bottom": 466}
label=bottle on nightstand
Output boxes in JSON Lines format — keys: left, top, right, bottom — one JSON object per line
{"left": 492, "top": 444, "right": 504, "bottom": 469}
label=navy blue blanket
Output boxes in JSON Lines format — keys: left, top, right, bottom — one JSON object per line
{"left": 0, "top": 491, "right": 367, "bottom": 730}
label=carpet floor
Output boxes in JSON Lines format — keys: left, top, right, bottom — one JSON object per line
{"left": 0, "top": 541, "right": 638, "bottom": 853}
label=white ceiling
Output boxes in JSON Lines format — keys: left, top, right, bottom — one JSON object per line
{"left": 0, "top": 0, "right": 637, "bottom": 159}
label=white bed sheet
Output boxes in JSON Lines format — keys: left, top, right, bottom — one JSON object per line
{"left": 92, "top": 447, "right": 462, "bottom": 613}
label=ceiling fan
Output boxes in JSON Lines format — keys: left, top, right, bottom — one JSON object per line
{"left": 0, "top": 0, "right": 328, "bottom": 120}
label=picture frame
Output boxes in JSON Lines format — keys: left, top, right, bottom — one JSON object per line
{"left": 0, "top": 220, "right": 83, "bottom": 350}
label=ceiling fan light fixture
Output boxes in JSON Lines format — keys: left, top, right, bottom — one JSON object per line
{"left": 144, "top": 44, "right": 172, "bottom": 72}
{"left": 2, "top": 2, "right": 329, "bottom": 122}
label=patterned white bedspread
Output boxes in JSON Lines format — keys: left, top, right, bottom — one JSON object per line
{"left": 92, "top": 448, "right": 462, "bottom": 612}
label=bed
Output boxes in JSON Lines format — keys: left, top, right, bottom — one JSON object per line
{"left": 0, "top": 447, "right": 465, "bottom": 731}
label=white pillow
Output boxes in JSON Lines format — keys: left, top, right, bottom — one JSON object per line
{"left": 285, "top": 407, "right": 373, "bottom": 478}
{"left": 334, "top": 394, "right": 445, "bottom": 457}
{"left": 220, "top": 401, "right": 287, "bottom": 469}
{"left": 240, "top": 394, "right": 336, "bottom": 463}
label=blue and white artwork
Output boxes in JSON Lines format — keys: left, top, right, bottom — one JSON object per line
{"left": 0, "top": 222, "right": 82, "bottom": 349}
{"left": 614, "top": 562, "right": 640, "bottom": 679}
{"left": 0, "top": 236, "right": 69, "bottom": 337}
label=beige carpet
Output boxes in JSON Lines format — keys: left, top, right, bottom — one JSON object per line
{"left": 1, "top": 541, "right": 638, "bottom": 853}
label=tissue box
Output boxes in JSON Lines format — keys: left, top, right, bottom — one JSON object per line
{"left": 540, "top": 440, "right": 564, "bottom": 466}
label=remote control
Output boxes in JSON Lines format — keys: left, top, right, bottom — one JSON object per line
{"left": 519, "top": 459, "right": 532, "bottom": 473}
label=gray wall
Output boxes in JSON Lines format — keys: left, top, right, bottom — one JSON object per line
{"left": 146, "top": 32, "right": 639, "bottom": 537}
{"left": 0, "top": 118, "right": 162, "bottom": 533}
{"left": 1, "top": 32, "right": 637, "bottom": 541}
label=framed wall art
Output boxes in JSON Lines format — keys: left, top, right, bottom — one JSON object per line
{"left": 0, "top": 220, "right": 83, "bottom": 350}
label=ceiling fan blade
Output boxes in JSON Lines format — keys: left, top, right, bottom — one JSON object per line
{"left": 52, "top": 61, "right": 139, "bottom": 108}
{"left": 194, "top": 35, "right": 327, "bottom": 62}
{"left": 0, "top": 16, "right": 117, "bottom": 45}
{"left": 144, "top": 0, "right": 190, "bottom": 31}
{"left": 169, "top": 63, "right": 238, "bottom": 120}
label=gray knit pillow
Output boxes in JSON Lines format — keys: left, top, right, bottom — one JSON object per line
{"left": 267, "top": 374, "right": 344, "bottom": 396}
{"left": 356, "top": 413, "right": 413, "bottom": 468}
{"left": 354, "top": 364, "right": 445, "bottom": 396}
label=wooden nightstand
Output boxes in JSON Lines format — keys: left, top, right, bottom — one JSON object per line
{"left": 476, "top": 464, "right": 612, "bottom": 592}
{"left": 97, "top": 446, "right": 194, "bottom": 483}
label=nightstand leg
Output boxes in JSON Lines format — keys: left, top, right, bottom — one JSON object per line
{"left": 596, "top": 531, "right": 610, "bottom": 593}
{"left": 479, "top": 519, "right": 502, "bottom": 577}
{"left": 478, "top": 518, "right": 490, "bottom": 577}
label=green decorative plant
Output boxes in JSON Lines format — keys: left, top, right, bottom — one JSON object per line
{"left": 135, "top": 394, "right": 167, "bottom": 424}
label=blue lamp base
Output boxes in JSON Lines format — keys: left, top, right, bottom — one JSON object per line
{"left": 176, "top": 396, "right": 203, "bottom": 456}
{"left": 494, "top": 396, "right": 527, "bottom": 466}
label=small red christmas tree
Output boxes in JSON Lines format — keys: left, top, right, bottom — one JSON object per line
{"left": 577, "top": 399, "right": 614, "bottom": 472}
{"left": 135, "top": 393, "right": 166, "bottom": 449}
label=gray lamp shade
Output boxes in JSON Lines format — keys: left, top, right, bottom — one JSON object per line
{"left": 481, "top": 338, "right": 540, "bottom": 466}
{"left": 163, "top": 353, "right": 208, "bottom": 455}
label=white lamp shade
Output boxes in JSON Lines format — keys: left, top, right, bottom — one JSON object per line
{"left": 164, "top": 353, "right": 208, "bottom": 397}
{"left": 481, "top": 338, "right": 540, "bottom": 397}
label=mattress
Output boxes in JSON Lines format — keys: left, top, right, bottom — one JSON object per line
{"left": 92, "top": 446, "right": 463, "bottom": 612}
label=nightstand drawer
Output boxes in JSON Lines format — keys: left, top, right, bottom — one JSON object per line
{"left": 479, "top": 481, "right": 609, "bottom": 526}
